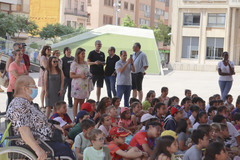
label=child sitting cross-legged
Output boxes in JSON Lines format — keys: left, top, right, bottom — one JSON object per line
{"left": 98, "top": 114, "right": 112, "bottom": 143}
{"left": 74, "top": 119, "right": 95, "bottom": 160}
{"left": 83, "top": 129, "right": 111, "bottom": 160}
{"left": 129, "top": 121, "right": 162, "bottom": 156}
{"left": 118, "top": 107, "right": 139, "bottom": 133}
{"left": 183, "top": 129, "right": 209, "bottom": 160}
{"left": 50, "top": 101, "right": 74, "bottom": 131}
{"left": 108, "top": 126, "right": 148, "bottom": 160}
{"left": 106, "top": 105, "right": 118, "bottom": 127}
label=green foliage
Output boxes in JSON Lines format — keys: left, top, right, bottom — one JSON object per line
{"left": 40, "top": 23, "right": 76, "bottom": 39}
{"left": 139, "top": 25, "right": 151, "bottom": 29}
{"left": 154, "top": 21, "right": 171, "bottom": 45}
{"left": 29, "top": 42, "right": 39, "bottom": 49}
{"left": 0, "top": 12, "right": 39, "bottom": 39}
{"left": 122, "top": 15, "right": 136, "bottom": 27}
{"left": 0, "top": 12, "right": 17, "bottom": 37}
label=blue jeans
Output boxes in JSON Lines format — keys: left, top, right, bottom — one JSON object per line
{"left": 117, "top": 85, "right": 131, "bottom": 107}
{"left": 219, "top": 80, "right": 233, "bottom": 101}
{"left": 105, "top": 76, "right": 117, "bottom": 98}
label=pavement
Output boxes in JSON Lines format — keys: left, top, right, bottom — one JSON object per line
{"left": 1, "top": 70, "right": 240, "bottom": 132}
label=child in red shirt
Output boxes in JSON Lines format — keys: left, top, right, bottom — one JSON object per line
{"left": 108, "top": 127, "right": 148, "bottom": 160}
{"left": 129, "top": 121, "right": 162, "bottom": 156}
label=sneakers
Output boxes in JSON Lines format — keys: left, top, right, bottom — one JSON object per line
{"left": 0, "top": 88, "right": 4, "bottom": 92}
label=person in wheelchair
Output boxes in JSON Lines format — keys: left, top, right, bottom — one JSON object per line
{"left": 6, "top": 75, "right": 76, "bottom": 160}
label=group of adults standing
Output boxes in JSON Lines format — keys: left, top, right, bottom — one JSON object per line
{"left": 36, "top": 40, "right": 149, "bottom": 118}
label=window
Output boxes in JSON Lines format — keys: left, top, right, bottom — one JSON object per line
{"left": 67, "top": 0, "right": 71, "bottom": 9}
{"left": 88, "top": 0, "right": 91, "bottom": 5}
{"left": 208, "top": 13, "right": 225, "bottom": 27}
{"left": 165, "top": 0, "right": 169, "bottom": 6}
{"left": 103, "top": 15, "right": 113, "bottom": 24}
{"left": 157, "top": 0, "right": 165, "bottom": 2}
{"left": 183, "top": 13, "right": 200, "bottom": 26}
{"left": 144, "top": 5, "right": 151, "bottom": 18}
{"left": 130, "top": 4, "right": 134, "bottom": 11}
{"left": 74, "top": 0, "right": 78, "bottom": 14}
{"left": 72, "top": 21, "right": 77, "bottom": 28}
{"left": 124, "top": 2, "right": 128, "bottom": 10}
{"left": 155, "top": 8, "right": 164, "bottom": 20}
{"left": 206, "top": 38, "right": 224, "bottom": 59}
{"left": 182, "top": 37, "right": 199, "bottom": 59}
{"left": 139, "top": 18, "right": 150, "bottom": 27}
{"left": 80, "top": 2, "right": 84, "bottom": 12}
{"left": 67, "top": 21, "right": 71, "bottom": 27}
{"left": 87, "top": 13, "right": 91, "bottom": 24}
{"left": 164, "top": 12, "right": 169, "bottom": 20}
{"left": 104, "top": 0, "right": 114, "bottom": 7}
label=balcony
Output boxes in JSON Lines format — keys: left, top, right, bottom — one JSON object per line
{"left": 64, "top": 8, "right": 88, "bottom": 17}
{"left": 229, "top": 0, "right": 240, "bottom": 6}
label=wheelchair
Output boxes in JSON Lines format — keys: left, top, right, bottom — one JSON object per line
{"left": 0, "top": 112, "right": 74, "bottom": 160}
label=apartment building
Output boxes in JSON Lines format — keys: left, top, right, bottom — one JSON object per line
{"left": 170, "top": 0, "right": 240, "bottom": 71}
{"left": 87, "top": 0, "right": 171, "bottom": 29}
{"left": 0, "top": 0, "right": 17, "bottom": 14}
{"left": 64, "top": 0, "right": 88, "bottom": 28}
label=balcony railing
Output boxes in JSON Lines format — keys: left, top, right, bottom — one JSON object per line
{"left": 64, "top": 8, "right": 88, "bottom": 17}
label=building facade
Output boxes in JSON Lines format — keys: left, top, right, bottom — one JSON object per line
{"left": 170, "top": 0, "right": 240, "bottom": 71}
{"left": 87, "top": 0, "right": 171, "bottom": 29}
{"left": 64, "top": 0, "right": 88, "bottom": 28}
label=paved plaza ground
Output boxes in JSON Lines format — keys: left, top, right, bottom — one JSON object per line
{"left": 1, "top": 70, "right": 240, "bottom": 121}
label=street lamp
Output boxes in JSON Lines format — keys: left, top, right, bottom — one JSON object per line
{"left": 113, "top": 0, "right": 121, "bottom": 26}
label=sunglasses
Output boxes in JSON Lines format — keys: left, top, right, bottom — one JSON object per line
{"left": 53, "top": 61, "right": 58, "bottom": 63}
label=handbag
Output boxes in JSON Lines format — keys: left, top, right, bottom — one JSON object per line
{"left": 49, "top": 127, "right": 65, "bottom": 143}
{"left": 0, "top": 72, "right": 9, "bottom": 88}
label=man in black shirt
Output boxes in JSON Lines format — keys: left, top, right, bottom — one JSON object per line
{"left": 62, "top": 47, "right": 74, "bottom": 107}
{"left": 105, "top": 46, "right": 120, "bottom": 99}
{"left": 87, "top": 40, "right": 105, "bottom": 102}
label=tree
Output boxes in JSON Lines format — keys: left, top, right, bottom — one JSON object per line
{"left": 15, "top": 15, "right": 39, "bottom": 40}
{"left": 154, "top": 21, "right": 171, "bottom": 45}
{"left": 139, "top": 25, "right": 151, "bottom": 29}
{"left": 122, "top": 15, "right": 136, "bottom": 27}
{"left": 40, "top": 23, "right": 75, "bottom": 39}
{"left": 0, "top": 13, "right": 17, "bottom": 38}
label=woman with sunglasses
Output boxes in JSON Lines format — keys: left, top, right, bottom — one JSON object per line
{"left": 38, "top": 46, "right": 51, "bottom": 112}
{"left": 44, "top": 56, "right": 64, "bottom": 118}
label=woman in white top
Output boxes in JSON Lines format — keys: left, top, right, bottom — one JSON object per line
{"left": 218, "top": 52, "right": 235, "bottom": 101}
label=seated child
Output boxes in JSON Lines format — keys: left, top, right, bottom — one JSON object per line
{"left": 74, "top": 119, "right": 95, "bottom": 160}
{"left": 131, "top": 102, "right": 142, "bottom": 125}
{"left": 118, "top": 107, "right": 138, "bottom": 133}
{"left": 112, "top": 97, "right": 121, "bottom": 116}
{"left": 181, "top": 97, "right": 192, "bottom": 119}
{"left": 50, "top": 101, "right": 74, "bottom": 131}
{"left": 192, "top": 97, "right": 205, "bottom": 111}
{"left": 142, "top": 90, "right": 155, "bottom": 111}
{"left": 183, "top": 129, "right": 209, "bottom": 160}
{"left": 210, "top": 123, "right": 221, "bottom": 142}
{"left": 231, "top": 99, "right": 240, "bottom": 120}
{"left": 140, "top": 113, "right": 158, "bottom": 130}
{"left": 207, "top": 106, "right": 217, "bottom": 124}
{"left": 213, "top": 115, "right": 240, "bottom": 149}
{"left": 189, "top": 105, "right": 200, "bottom": 125}
{"left": 204, "top": 142, "right": 228, "bottom": 160}
{"left": 193, "top": 111, "right": 208, "bottom": 130}
{"left": 86, "top": 99, "right": 100, "bottom": 122}
{"left": 164, "top": 105, "right": 183, "bottom": 131}
{"left": 154, "top": 102, "right": 167, "bottom": 125}
{"left": 129, "top": 121, "right": 162, "bottom": 155}
{"left": 151, "top": 98, "right": 160, "bottom": 111}
{"left": 83, "top": 129, "right": 111, "bottom": 160}
{"left": 108, "top": 127, "right": 148, "bottom": 160}
{"left": 176, "top": 119, "right": 192, "bottom": 153}
{"left": 225, "top": 94, "right": 234, "bottom": 111}
{"left": 205, "top": 96, "right": 215, "bottom": 112}
{"left": 98, "top": 114, "right": 112, "bottom": 143}
{"left": 68, "top": 110, "right": 90, "bottom": 141}
{"left": 217, "top": 106, "right": 230, "bottom": 121}
{"left": 151, "top": 135, "right": 179, "bottom": 160}
{"left": 185, "top": 89, "right": 192, "bottom": 98}
{"left": 158, "top": 87, "right": 169, "bottom": 107}
{"left": 106, "top": 105, "right": 118, "bottom": 127}
{"left": 233, "top": 112, "right": 240, "bottom": 132}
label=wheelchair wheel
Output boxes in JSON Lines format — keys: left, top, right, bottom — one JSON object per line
{"left": 0, "top": 146, "right": 37, "bottom": 160}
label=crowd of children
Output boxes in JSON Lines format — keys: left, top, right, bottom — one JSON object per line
{"left": 48, "top": 87, "right": 240, "bottom": 160}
